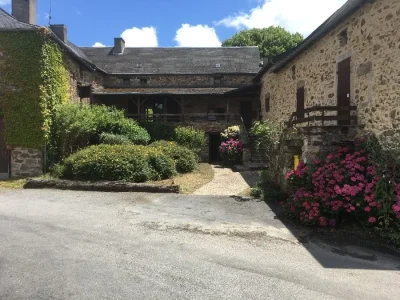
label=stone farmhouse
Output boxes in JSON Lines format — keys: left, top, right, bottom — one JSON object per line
{"left": 0, "top": 0, "right": 399, "bottom": 181}
{"left": 255, "top": 0, "right": 400, "bottom": 183}
{"left": 0, "top": 0, "right": 261, "bottom": 179}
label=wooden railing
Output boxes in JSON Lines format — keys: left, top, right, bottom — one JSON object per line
{"left": 126, "top": 113, "right": 242, "bottom": 123}
{"left": 287, "top": 105, "right": 357, "bottom": 128}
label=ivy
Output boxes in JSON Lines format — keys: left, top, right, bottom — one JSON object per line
{"left": 0, "top": 29, "right": 69, "bottom": 149}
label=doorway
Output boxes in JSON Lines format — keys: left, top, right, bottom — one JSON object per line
{"left": 240, "top": 101, "right": 252, "bottom": 130}
{"left": 337, "top": 57, "right": 351, "bottom": 125}
{"left": 0, "top": 115, "right": 9, "bottom": 179}
{"left": 209, "top": 133, "right": 221, "bottom": 162}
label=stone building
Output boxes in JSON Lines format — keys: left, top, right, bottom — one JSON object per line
{"left": 82, "top": 45, "right": 261, "bottom": 161}
{"left": 0, "top": 0, "right": 261, "bottom": 178}
{"left": 256, "top": 0, "right": 400, "bottom": 183}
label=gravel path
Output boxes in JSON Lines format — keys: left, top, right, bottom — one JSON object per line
{"left": 193, "top": 165, "right": 259, "bottom": 196}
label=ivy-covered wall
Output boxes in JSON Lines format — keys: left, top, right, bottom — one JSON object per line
{"left": 0, "top": 29, "right": 69, "bottom": 149}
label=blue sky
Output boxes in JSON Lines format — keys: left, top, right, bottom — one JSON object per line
{"left": 0, "top": 0, "right": 346, "bottom": 47}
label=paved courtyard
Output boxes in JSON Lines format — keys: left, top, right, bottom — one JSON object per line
{"left": 0, "top": 189, "right": 399, "bottom": 300}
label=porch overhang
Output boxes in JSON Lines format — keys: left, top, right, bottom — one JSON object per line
{"left": 92, "top": 87, "right": 237, "bottom": 96}
{"left": 223, "top": 84, "right": 261, "bottom": 97}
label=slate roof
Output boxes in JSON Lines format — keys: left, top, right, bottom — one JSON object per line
{"left": 80, "top": 47, "right": 261, "bottom": 75}
{"left": 0, "top": 8, "right": 34, "bottom": 30}
{"left": 93, "top": 87, "right": 237, "bottom": 95}
{"left": 255, "top": 0, "right": 368, "bottom": 78}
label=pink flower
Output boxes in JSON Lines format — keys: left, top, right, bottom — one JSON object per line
{"left": 368, "top": 217, "right": 376, "bottom": 224}
{"left": 364, "top": 207, "right": 371, "bottom": 212}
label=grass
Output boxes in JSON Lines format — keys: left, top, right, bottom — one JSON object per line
{"left": 153, "top": 163, "right": 214, "bottom": 194}
{"left": 0, "top": 179, "right": 26, "bottom": 189}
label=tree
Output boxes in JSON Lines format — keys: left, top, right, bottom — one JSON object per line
{"left": 222, "top": 26, "right": 303, "bottom": 58}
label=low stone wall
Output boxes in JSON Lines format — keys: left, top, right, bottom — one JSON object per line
{"left": 24, "top": 179, "right": 180, "bottom": 193}
{"left": 11, "top": 147, "right": 43, "bottom": 178}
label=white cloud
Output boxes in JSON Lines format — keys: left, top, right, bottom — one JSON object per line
{"left": 174, "top": 24, "right": 221, "bottom": 47}
{"left": 121, "top": 27, "right": 158, "bottom": 47}
{"left": 92, "top": 42, "right": 107, "bottom": 47}
{"left": 216, "top": 0, "right": 347, "bottom": 36}
{"left": 0, "top": 0, "right": 11, "bottom": 5}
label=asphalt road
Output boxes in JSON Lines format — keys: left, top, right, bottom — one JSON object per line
{"left": 0, "top": 189, "right": 399, "bottom": 300}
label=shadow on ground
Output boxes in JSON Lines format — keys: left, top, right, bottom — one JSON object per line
{"left": 230, "top": 195, "right": 400, "bottom": 271}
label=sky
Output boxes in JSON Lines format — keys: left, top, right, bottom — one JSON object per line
{"left": 0, "top": 0, "right": 347, "bottom": 47}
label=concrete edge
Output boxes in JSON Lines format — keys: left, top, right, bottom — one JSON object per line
{"left": 24, "top": 179, "right": 180, "bottom": 194}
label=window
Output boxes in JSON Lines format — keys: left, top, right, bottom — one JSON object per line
{"left": 122, "top": 78, "right": 130, "bottom": 85}
{"left": 338, "top": 29, "right": 348, "bottom": 47}
{"left": 214, "top": 78, "right": 221, "bottom": 85}
{"left": 140, "top": 78, "right": 148, "bottom": 85}
{"left": 265, "top": 95, "right": 270, "bottom": 112}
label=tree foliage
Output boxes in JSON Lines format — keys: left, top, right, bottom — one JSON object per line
{"left": 222, "top": 26, "right": 303, "bottom": 58}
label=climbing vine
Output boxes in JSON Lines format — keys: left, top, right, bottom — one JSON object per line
{"left": 0, "top": 29, "right": 69, "bottom": 149}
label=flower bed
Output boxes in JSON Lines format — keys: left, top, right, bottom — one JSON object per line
{"left": 282, "top": 137, "right": 400, "bottom": 231}
{"left": 219, "top": 139, "right": 243, "bottom": 166}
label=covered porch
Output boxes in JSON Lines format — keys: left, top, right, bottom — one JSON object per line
{"left": 92, "top": 87, "right": 260, "bottom": 130}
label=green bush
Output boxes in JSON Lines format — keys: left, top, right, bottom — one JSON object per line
{"left": 147, "top": 151, "right": 176, "bottom": 180}
{"left": 174, "top": 126, "right": 206, "bottom": 153}
{"left": 48, "top": 104, "right": 150, "bottom": 164}
{"left": 139, "top": 122, "right": 175, "bottom": 142}
{"left": 59, "top": 144, "right": 178, "bottom": 182}
{"left": 150, "top": 141, "right": 197, "bottom": 173}
{"left": 99, "top": 133, "right": 132, "bottom": 145}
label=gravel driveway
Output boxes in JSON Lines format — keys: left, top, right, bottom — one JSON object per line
{"left": 0, "top": 189, "right": 399, "bottom": 300}
{"left": 193, "top": 165, "right": 259, "bottom": 195}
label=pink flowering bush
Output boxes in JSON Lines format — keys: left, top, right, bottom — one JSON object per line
{"left": 282, "top": 143, "right": 400, "bottom": 229}
{"left": 219, "top": 139, "right": 243, "bottom": 165}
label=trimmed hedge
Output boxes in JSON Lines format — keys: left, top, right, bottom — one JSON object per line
{"left": 59, "top": 144, "right": 176, "bottom": 182}
{"left": 174, "top": 126, "right": 205, "bottom": 153}
{"left": 99, "top": 133, "right": 132, "bottom": 145}
{"left": 150, "top": 141, "right": 197, "bottom": 173}
{"left": 48, "top": 104, "right": 150, "bottom": 164}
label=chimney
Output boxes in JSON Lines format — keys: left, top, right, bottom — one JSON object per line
{"left": 113, "top": 38, "right": 125, "bottom": 54}
{"left": 50, "top": 25, "right": 68, "bottom": 44}
{"left": 12, "top": 0, "right": 37, "bottom": 25}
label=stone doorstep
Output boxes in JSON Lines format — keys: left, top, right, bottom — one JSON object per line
{"left": 24, "top": 179, "right": 180, "bottom": 194}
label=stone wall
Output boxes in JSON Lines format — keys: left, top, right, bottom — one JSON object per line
{"left": 260, "top": 0, "right": 400, "bottom": 151}
{"left": 63, "top": 54, "right": 99, "bottom": 104}
{"left": 11, "top": 147, "right": 43, "bottom": 177}
{"left": 104, "top": 74, "right": 255, "bottom": 88}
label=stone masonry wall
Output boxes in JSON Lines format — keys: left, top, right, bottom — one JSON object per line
{"left": 11, "top": 147, "right": 43, "bottom": 177}
{"left": 260, "top": 0, "right": 400, "bottom": 151}
{"left": 104, "top": 74, "right": 254, "bottom": 88}
{"left": 64, "top": 55, "right": 99, "bottom": 104}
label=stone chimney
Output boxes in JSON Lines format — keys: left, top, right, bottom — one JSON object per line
{"left": 50, "top": 25, "right": 68, "bottom": 44}
{"left": 12, "top": 0, "right": 36, "bottom": 25}
{"left": 113, "top": 38, "right": 125, "bottom": 54}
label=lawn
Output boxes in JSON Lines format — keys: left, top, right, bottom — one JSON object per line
{"left": 153, "top": 163, "right": 214, "bottom": 194}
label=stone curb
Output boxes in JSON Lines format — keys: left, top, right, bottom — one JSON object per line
{"left": 24, "top": 179, "right": 180, "bottom": 194}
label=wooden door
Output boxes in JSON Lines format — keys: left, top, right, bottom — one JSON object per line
{"left": 0, "top": 115, "right": 9, "bottom": 179}
{"left": 240, "top": 101, "right": 252, "bottom": 130}
{"left": 296, "top": 87, "right": 305, "bottom": 120}
{"left": 337, "top": 57, "right": 351, "bottom": 125}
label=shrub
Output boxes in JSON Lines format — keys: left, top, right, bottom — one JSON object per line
{"left": 147, "top": 150, "right": 176, "bottom": 180}
{"left": 249, "top": 120, "right": 281, "bottom": 161}
{"left": 219, "top": 139, "right": 243, "bottom": 165}
{"left": 174, "top": 126, "right": 206, "bottom": 153}
{"left": 139, "top": 122, "right": 175, "bottom": 142}
{"left": 221, "top": 126, "right": 240, "bottom": 141}
{"left": 48, "top": 104, "right": 150, "bottom": 164}
{"left": 282, "top": 141, "right": 400, "bottom": 229}
{"left": 150, "top": 141, "right": 197, "bottom": 173}
{"left": 61, "top": 145, "right": 152, "bottom": 182}
{"left": 99, "top": 133, "right": 132, "bottom": 145}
